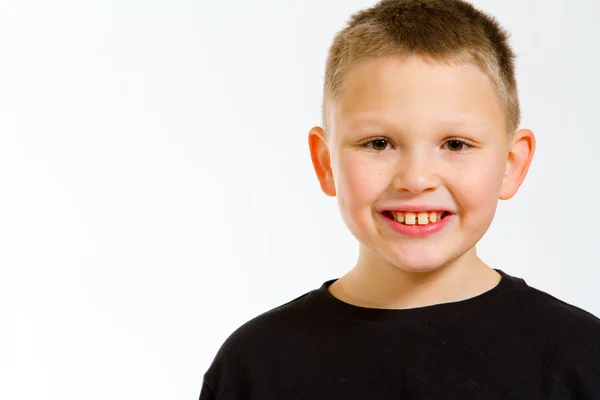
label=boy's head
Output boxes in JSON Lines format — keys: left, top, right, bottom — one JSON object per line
{"left": 309, "top": 0, "right": 535, "bottom": 273}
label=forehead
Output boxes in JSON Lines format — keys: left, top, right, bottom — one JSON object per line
{"left": 332, "top": 55, "right": 505, "bottom": 134}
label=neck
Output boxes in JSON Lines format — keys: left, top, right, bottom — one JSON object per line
{"left": 328, "top": 245, "right": 501, "bottom": 310}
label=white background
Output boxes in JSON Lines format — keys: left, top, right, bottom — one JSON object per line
{"left": 1, "top": 0, "right": 599, "bottom": 399}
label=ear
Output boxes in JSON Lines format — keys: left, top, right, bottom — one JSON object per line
{"left": 308, "top": 126, "right": 336, "bottom": 196}
{"left": 499, "top": 128, "right": 536, "bottom": 200}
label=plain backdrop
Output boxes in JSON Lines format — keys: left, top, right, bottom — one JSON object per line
{"left": 1, "top": 0, "right": 599, "bottom": 399}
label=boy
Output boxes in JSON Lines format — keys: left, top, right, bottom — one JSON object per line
{"left": 200, "top": 0, "right": 600, "bottom": 398}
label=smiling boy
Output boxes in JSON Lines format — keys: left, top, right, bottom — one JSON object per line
{"left": 200, "top": 1, "right": 600, "bottom": 398}
{"left": 309, "top": 55, "right": 522, "bottom": 309}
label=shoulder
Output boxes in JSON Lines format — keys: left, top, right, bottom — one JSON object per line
{"left": 202, "top": 288, "right": 317, "bottom": 386}
{"left": 519, "top": 283, "right": 600, "bottom": 358}
{"left": 526, "top": 284, "right": 600, "bottom": 332}
{"left": 218, "top": 289, "right": 313, "bottom": 351}
{"left": 520, "top": 285, "right": 600, "bottom": 392}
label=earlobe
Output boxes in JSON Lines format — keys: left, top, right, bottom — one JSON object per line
{"left": 308, "top": 126, "right": 336, "bottom": 196}
{"left": 499, "top": 129, "right": 536, "bottom": 200}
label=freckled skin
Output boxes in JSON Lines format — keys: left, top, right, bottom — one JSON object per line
{"left": 308, "top": 55, "right": 535, "bottom": 309}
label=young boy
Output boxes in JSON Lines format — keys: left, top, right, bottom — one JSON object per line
{"left": 200, "top": 0, "right": 600, "bottom": 398}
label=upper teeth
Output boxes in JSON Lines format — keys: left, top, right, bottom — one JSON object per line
{"left": 390, "top": 211, "right": 445, "bottom": 225}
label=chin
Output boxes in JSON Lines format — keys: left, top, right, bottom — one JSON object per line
{"left": 394, "top": 263, "right": 446, "bottom": 274}
{"left": 385, "top": 252, "right": 452, "bottom": 274}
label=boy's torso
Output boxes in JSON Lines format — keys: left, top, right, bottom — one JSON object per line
{"left": 201, "top": 270, "right": 600, "bottom": 399}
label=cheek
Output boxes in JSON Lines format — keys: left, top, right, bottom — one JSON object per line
{"left": 336, "top": 154, "right": 390, "bottom": 209}
{"left": 452, "top": 157, "right": 505, "bottom": 214}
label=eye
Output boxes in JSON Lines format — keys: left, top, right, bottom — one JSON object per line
{"left": 363, "top": 138, "right": 392, "bottom": 152}
{"left": 443, "top": 139, "right": 471, "bottom": 153}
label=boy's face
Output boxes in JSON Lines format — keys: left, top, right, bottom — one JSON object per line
{"left": 309, "top": 55, "right": 534, "bottom": 272}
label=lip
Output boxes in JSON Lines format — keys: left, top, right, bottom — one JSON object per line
{"left": 378, "top": 211, "right": 453, "bottom": 237}
{"left": 379, "top": 205, "right": 455, "bottom": 213}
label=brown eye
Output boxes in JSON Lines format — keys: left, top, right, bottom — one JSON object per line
{"left": 370, "top": 139, "right": 390, "bottom": 151}
{"left": 446, "top": 140, "right": 465, "bottom": 152}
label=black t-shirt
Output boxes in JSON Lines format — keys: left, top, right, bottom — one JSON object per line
{"left": 200, "top": 269, "right": 600, "bottom": 399}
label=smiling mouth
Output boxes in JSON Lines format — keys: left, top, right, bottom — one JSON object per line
{"left": 382, "top": 210, "right": 452, "bottom": 225}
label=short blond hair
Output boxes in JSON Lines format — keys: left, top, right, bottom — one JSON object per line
{"left": 322, "top": 0, "right": 520, "bottom": 135}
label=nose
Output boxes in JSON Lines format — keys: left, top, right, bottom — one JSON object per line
{"left": 391, "top": 151, "right": 440, "bottom": 194}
